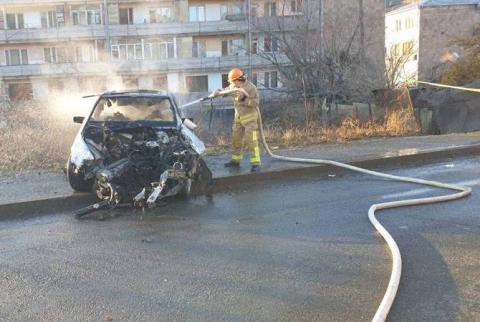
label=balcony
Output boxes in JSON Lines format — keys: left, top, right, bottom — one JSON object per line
{"left": 0, "top": 15, "right": 304, "bottom": 43}
{"left": 0, "top": 54, "right": 289, "bottom": 78}
{"left": 0, "top": 0, "right": 93, "bottom": 4}
{"left": 0, "top": 25, "right": 106, "bottom": 43}
{"left": 0, "top": 20, "right": 249, "bottom": 43}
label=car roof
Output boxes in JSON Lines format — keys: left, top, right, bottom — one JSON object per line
{"left": 100, "top": 89, "right": 171, "bottom": 98}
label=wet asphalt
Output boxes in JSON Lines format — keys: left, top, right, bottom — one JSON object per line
{"left": 1, "top": 156, "right": 480, "bottom": 321}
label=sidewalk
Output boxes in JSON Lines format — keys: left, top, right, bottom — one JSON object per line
{"left": 1, "top": 132, "right": 480, "bottom": 207}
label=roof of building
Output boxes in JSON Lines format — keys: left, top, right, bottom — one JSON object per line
{"left": 420, "top": 0, "right": 480, "bottom": 7}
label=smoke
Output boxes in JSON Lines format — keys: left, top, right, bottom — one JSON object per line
{"left": 46, "top": 92, "right": 98, "bottom": 122}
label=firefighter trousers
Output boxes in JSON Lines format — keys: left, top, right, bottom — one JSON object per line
{"left": 231, "top": 119, "right": 261, "bottom": 166}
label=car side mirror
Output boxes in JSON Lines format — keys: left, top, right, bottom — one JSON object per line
{"left": 73, "top": 116, "right": 85, "bottom": 124}
{"left": 182, "top": 117, "right": 194, "bottom": 123}
{"left": 182, "top": 118, "right": 197, "bottom": 130}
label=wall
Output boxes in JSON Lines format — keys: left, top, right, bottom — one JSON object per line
{"left": 419, "top": 5, "right": 480, "bottom": 81}
{"left": 322, "top": 0, "right": 386, "bottom": 91}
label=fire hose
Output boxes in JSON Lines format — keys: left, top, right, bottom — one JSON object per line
{"left": 182, "top": 89, "right": 472, "bottom": 322}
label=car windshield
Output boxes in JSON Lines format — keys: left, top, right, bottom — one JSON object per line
{"left": 90, "top": 96, "right": 176, "bottom": 123}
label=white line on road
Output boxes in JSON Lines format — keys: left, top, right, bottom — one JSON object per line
{"left": 381, "top": 179, "right": 480, "bottom": 200}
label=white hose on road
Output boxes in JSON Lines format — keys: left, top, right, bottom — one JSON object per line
{"left": 255, "top": 106, "right": 472, "bottom": 322}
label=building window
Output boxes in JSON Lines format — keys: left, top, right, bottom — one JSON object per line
{"left": 263, "top": 36, "right": 279, "bottom": 53}
{"left": 271, "top": 71, "right": 278, "bottom": 88}
{"left": 189, "top": 6, "right": 205, "bottom": 22}
{"left": 72, "top": 10, "right": 82, "bottom": 25}
{"left": 167, "top": 42, "right": 175, "bottom": 58}
{"left": 112, "top": 41, "right": 175, "bottom": 61}
{"left": 264, "top": 2, "right": 277, "bottom": 17}
{"left": 192, "top": 40, "right": 206, "bottom": 58}
{"left": 44, "top": 48, "right": 57, "bottom": 63}
{"left": 87, "top": 9, "right": 102, "bottom": 25}
{"left": 41, "top": 11, "right": 57, "bottom": 28}
{"left": 111, "top": 45, "right": 121, "bottom": 60}
{"left": 220, "top": 5, "right": 228, "bottom": 19}
{"left": 6, "top": 13, "right": 24, "bottom": 29}
{"left": 252, "top": 38, "right": 258, "bottom": 54}
{"left": 405, "top": 16, "right": 415, "bottom": 29}
{"left": 222, "top": 40, "right": 228, "bottom": 56}
{"left": 119, "top": 8, "right": 134, "bottom": 25}
{"left": 185, "top": 75, "right": 208, "bottom": 92}
{"left": 264, "top": 36, "right": 278, "bottom": 53}
{"left": 134, "top": 44, "right": 143, "bottom": 60}
{"left": 395, "top": 19, "right": 402, "bottom": 32}
{"left": 222, "top": 74, "right": 229, "bottom": 88}
{"left": 88, "top": 45, "right": 97, "bottom": 62}
{"left": 75, "top": 47, "right": 83, "bottom": 62}
{"left": 5, "top": 49, "right": 28, "bottom": 65}
{"left": 250, "top": 3, "right": 258, "bottom": 18}
{"left": 71, "top": 8, "right": 100, "bottom": 25}
{"left": 291, "top": 0, "right": 303, "bottom": 13}
{"left": 222, "top": 39, "right": 244, "bottom": 56}
{"left": 150, "top": 8, "right": 172, "bottom": 23}
{"left": 57, "top": 47, "right": 71, "bottom": 63}
{"left": 229, "top": 39, "right": 244, "bottom": 55}
{"left": 264, "top": 71, "right": 278, "bottom": 88}
{"left": 152, "top": 42, "right": 175, "bottom": 59}
{"left": 252, "top": 73, "right": 258, "bottom": 86}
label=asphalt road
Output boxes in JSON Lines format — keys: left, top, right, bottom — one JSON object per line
{"left": 1, "top": 156, "right": 480, "bottom": 321}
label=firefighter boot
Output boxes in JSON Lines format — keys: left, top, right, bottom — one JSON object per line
{"left": 251, "top": 165, "right": 261, "bottom": 173}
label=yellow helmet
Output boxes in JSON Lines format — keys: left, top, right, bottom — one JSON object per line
{"left": 228, "top": 68, "right": 245, "bottom": 82}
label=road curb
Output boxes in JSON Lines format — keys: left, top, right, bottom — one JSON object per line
{"left": 213, "top": 143, "right": 480, "bottom": 190}
{"left": 1, "top": 143, "right": 479, "bottom": 219}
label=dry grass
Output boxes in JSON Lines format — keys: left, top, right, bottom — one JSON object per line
{"left": 0, "top": 102, "right": 79, "bottom": 175}
{"left": 0, "top": 102, "right": 419, "bottom": 174}
{"left": 263, "top": 109, "right": 420, "bottom": 148}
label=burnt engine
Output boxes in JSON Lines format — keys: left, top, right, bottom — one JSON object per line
{"left": 82, "top": 124, "right": 212, "bottom": 208}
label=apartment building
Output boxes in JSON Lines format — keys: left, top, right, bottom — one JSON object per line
{"left": 0, "top": 0, "right": 385, "bottom": 102}
{"left": 1, "top": 0, "right": 300, "bottom": 101}
{"left": 386, "top": 0, "right": 480, "bottom": 84}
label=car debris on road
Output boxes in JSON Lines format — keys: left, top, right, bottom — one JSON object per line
{"left": 67, "top": 90, "right": 213, "bottom": 218}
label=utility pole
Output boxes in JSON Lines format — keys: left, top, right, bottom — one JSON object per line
{"left": 247, "top": 0, "right": 252, "bottom": 78}
{"left": 104, "top": 0, "right": 111, "bottom": 61}
{"left": 320, "top": 0, "right": 324, "bottom": 58}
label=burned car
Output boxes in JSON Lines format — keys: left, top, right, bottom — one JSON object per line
{"left": 67, "top": 90, "right": 213, "bottom": 217}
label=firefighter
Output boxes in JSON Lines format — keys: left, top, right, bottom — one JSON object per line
{"left": 212, "top": 68, "right": 261, "bottom": 173}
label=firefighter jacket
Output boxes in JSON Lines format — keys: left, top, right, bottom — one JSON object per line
{"left": 230, "top": 81, "right": 260, "bottom": 126}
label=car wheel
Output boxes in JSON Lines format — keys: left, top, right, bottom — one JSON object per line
{"left": 177, "top": 178, "right": 192, "bottom": 199}
{"left": 190, "top": 158, "right": 214, "bottom": 197}
{"left": 67, "top": 157, "right": 93, "bottom": 192}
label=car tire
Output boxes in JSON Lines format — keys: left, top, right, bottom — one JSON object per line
{"left": 189, "top": 158, "right": 214, "bottom": 197}
{"left": 67, "top": 157, "right": 93, "bottom": 192}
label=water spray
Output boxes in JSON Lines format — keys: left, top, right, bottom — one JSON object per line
{"left": 184, "top": 88, "right": 472, "bottom": 322}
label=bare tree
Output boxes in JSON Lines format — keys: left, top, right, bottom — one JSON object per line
{"left": 251, "top": 0, "right": 379, "bottom": 125}
{"left": 385, "top": 42, "right": 418, "bottom": 88}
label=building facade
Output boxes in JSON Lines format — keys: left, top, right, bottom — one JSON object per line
{"left": 386, "top": 0, "right": 480, "bottom": 84}
{"left": 0, "top": 0, "right": 385, "bottom": 102}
